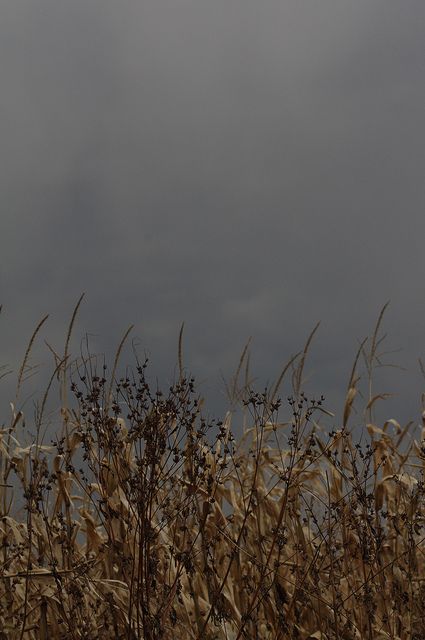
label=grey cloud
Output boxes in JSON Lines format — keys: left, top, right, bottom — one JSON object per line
{"left": 1, "top": 0, "right": 425, "bottom": 430}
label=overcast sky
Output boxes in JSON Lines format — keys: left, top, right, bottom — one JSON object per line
{"left": 1, "top": 1, "right": 425, "bottom": 434}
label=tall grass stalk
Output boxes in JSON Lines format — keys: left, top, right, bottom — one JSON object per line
{"left": 0, "top": 304, "right": 424, "bottom": 639}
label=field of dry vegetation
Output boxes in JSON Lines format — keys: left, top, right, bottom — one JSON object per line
{"left": 1, "top": 300, "right": 425, "bottom": 639}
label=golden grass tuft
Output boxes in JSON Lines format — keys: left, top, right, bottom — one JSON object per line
{"left": 1, "top": 303, "right": 425, "bottom": 639}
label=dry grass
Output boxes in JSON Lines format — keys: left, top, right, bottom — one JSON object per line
{"left": 1, "top": 303, "right": 425, "bottom": 639}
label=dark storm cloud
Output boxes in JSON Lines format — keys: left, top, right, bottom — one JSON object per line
{"left": 1, "top": 1, "right": 425, "bottom": 428}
